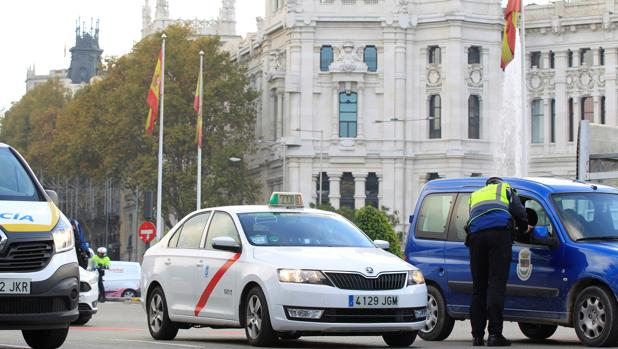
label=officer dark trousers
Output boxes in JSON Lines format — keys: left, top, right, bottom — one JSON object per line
{"left": 469, "top": 229, "right": 512, "bottom": 338}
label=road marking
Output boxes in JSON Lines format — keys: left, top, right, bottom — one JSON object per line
{"left": 0, "top": 344, "right": 30, "bottom": 349}
{"left": 194, "top": 252, "right": 241, "bottom": 316}
{"left": 70, "top": 326, "right": 144, "bottom": 332}
{"left": 112, "top": 339, "right": 202, "bottom": 348}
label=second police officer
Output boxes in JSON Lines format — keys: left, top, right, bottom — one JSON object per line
{"left": 465, "top": 177, "right": 529, "bottom": 346}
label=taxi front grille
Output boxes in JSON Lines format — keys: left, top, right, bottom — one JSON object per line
{"left": 0, "top": 241, "right": 54, "bottom": 272}
{"left": 325, "top": 272, "right": 406, "bottom": 290}
{"left": 0, "top": 297, "right": 69, "bottom": 314}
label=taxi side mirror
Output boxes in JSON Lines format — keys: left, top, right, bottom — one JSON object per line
{"left": 45, "top": 190, "right": 59, "bottom": 206}
{"left": 374, "top": 240, "right": 390, "bottom": 250}
{"left": 212, "top": 236, "right": 242, "bottom": 253}
{"left": 531, "top": 226, "right": 558, "bottom": 248}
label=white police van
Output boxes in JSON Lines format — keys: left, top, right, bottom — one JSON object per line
{"left": 0, "top": 143, "right": 79, "bottom": 349}
{"left": 141, "top": 193, "right": 427, "bottom": 347}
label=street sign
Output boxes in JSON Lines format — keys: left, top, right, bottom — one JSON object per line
{"left": 139, "top": 221, "right": 156, "bottom": 243}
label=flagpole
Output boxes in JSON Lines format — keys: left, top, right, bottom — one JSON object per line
{"left": 197, "top": 51, "right": 204, "bottom": 210}
{"left": 520, "top": 1, "right": 528, "bottom": 176}
{"left": 156, "top": 33, "right": 166, "bottom": 241}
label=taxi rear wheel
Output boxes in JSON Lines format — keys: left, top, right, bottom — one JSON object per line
{"left": 518, "top": 323, "right": 557, "bottom": 340}
{"left": 382, "top": 331, "right": 417, "bottom": 347}
{"left": 22, "top": 328, "right": 69, "bottom": 349}
{"left": 573, "top": 286, "right": 618, "bottom": 347}
{"left": 148, "top": 286, "right": 178, "bottom": 340}
{"left": 419, "top": 285, "right": 454, "bottom": 341}
{"left": 244, "top": 286, "right": 277, "bottom": 346}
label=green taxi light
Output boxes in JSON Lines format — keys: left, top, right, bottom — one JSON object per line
{"left": 269, "top": 192, "right": 304, "bottom": 208}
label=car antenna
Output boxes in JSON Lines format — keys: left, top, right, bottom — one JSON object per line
{"left": 537, "top": 172, "right": 598, "bottom": 190}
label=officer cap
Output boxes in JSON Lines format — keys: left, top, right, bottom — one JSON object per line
{"left": 486, "top": 177, "right": 503, "bottom": 185}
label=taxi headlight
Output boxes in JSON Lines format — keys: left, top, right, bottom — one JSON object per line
{"left": 52, "top": 220, "right": 75, "bottom": 253}
{"left": 278, "top": 269, "right": 331, "bottom": 285}
{"left": 407, "top": 270, "right": 425, "bottom": 286}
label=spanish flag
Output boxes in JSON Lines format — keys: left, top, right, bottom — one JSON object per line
{"left": 145, "top": 49, "right": 163, "bottom": 135}
{"left": 500, "top": 0, "right": 521, "bottom": 71}
{"left": 194, "top": 73, "right": 203, "bottom": 148}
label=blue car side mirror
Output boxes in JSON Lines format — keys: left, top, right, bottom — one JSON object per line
{"left": 532, "top": 226, "right": 550, "bottom": 240}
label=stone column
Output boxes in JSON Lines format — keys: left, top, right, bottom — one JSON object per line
{"left": 554, "top": 50, "right": 568, "bottom": 147}
{"left": 542, "top": 50, "right": 550, "bottom": 69}
{"left": 353, "top": 172, "right": 367, "bottom": 209}
{"left": 572, "top": 97, "right": 580, "bottom": 141}
{"left": 377, "top": 174, "right": 384, "bottom": 208}
{"left": 605, "top": 47, "right": 617, "bottom": 126}
{"left": 311, "top": 174, "right": 318, "bottom": 205}
{"left": 328, "top": 173, "right": 342, "bottom": 209}
{"left": 277, "top": 90, "right": 284, "bottom": 139}
{"left": 332, "top": 86, "right": 339, "bottom": 139}
{"left": 573, "top": 49, "right": 580, "bottom": 67}
{"left": 593, "top": 95, "right": 602, "bottom": 124}
{"left": 544, "top": 98, "right": 551, "bottom": 144}
{"left": 593, "top": 48, "right": 600, "bottom": 66}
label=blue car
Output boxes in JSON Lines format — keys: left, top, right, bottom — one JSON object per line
{"left": 405, "top": 177, "right": 618, "bottom": 347}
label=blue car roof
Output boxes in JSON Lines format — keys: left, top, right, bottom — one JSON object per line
{"left": 422, "top": 177, "right": 618, "bottom": 195}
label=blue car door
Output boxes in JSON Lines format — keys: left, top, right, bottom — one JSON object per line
{"left": 504, "top": 191, "right": 565, "bottom": 321}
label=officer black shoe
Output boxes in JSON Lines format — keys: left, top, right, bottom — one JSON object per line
{"left": 473, "top": 337, "right": 484, "bottom": 346}
{"left": 487, "top": 334, "right": 511, "bottom": 347}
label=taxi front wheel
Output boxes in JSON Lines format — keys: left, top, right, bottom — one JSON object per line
{"left": 573, "top": 285, "right": 618, "bottom": 347}
{"left": 148, "top": 286, "right": 179, "bottom": 340}
{"left": 382, "top": 331, "right": 417, "bottom": 347}
{"left": 244, "top": 286, "right": 277, "bottom": 346}
{"left": 22, "top": 328, "right": 69, "bottom": 349}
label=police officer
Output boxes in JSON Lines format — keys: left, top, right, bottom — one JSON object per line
{"left": 91, "top": 247, "right": 111, "bottom": 303}
{"left": 466, "top": 177, "right": 528, "bottom": 346}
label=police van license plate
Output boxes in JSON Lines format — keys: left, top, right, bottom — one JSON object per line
{"left": 0, "top": 279, "right": 30, "bottom": 294}
{"left": 349, "top": 295, "right": 398, "bottom": 308}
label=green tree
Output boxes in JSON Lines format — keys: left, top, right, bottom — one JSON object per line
{"left": 355, "top": 205, "right": 403, "bottom": 257}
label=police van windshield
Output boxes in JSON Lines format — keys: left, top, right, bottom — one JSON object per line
{"left": 0, "top": 148, "right": 41, "bottom": 202}
{"left": 552, "top": 193, "right": 618, "bottom": 241}
{"left": 237, "top": 212, "right": 375, "bottom": 247}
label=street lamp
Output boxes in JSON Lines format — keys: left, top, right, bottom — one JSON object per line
{"left": 228, "top": 157, "right": 244, "bottom": 204}
{"left": 374, "top": 117, "right": 434, "bottom": 237}
{"left": 294, "top": 128, "right": 324, "bottom": 205}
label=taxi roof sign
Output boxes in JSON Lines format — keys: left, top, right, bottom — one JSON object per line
{"left": 269, "top": 192, "right": 304, "bottom": 208}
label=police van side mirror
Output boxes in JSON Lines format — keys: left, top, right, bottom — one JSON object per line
{"left": 45, "top": 190, "right": 59, "bottom": 206}
{"left": 212, "top": 236, "right": 242, "bottom": 253}
{"left": 531, "top": 226, "right": 558, "bottom": 248}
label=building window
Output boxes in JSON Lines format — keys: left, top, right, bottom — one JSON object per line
{"left": 468, "top": 46, "right": 481, "bottom": 64}
{"left": 340, "top": 172, "right": 355, "bottom": 209}
{"left": 468, "top": 95, "right": 480, "bottom": 139}
{"left": 531, "top": 99, "right": 544, "bottom": 144}
{"left": 320, "top": 45, "right": 333, "bottom": 72}
{"left": 549, "top": 51, "right": 555, "bottom": 69}
{"left": 428, "top": 46, "right": 441, "bottom": 64}
{"left": 429, "top": 95, "right": 441, "bottom": 139}
{"left": 568, "top": 50, "right": 573, "bottom": 67}
{"left": 339, "top": 92, "right": 358, "bottom": 138}
{"left": 569, "top": 98, "right": 574, "bottom": 142}
{"left": 550, "top": 99, "right": 556, "bottom": 143}
{"left": 580, "top": 48, "right": 593, "bottom": 66}
{"left": 601, "top": 96, "right": 606, "bottom": 124}
{"left": 600, "top": 47, "right": 605, "bottom": 66}
{"left": 365, "top": 173, "right": 379, "bottom": 208}
{"left": 316, "top": 172, "right": 329, "bottom": 205}
{"left": 364, "top": 46, "right": 378, "bottom": 72}
{"left": 581, "top": 97, "right": 594, "bottom": 122}
{"left": 530, "top": 51, "right": 542, "bottom": 69}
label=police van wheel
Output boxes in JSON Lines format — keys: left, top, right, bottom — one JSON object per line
{"left": 383, "top": 331, "right": 417, "bottom": 347}
{"left": 22, "top": 327, "right": 69, "bottom": 349}
{"left": 244, "top": 286, "right": 277, "bottom": 346}
{"left": 148, "top": 287, "right": 178, "bottom": 340}
{"left": 419, "top": 285, "right": 454, "bottom": 341}
{"left": 518, "top": 323, "right": 557, "bottom": 340}
{"left": 573, "top": 286, "right": 618, "bottom": 347}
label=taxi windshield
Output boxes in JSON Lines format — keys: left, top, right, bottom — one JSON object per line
{"left": 237, "top": 212, "right": 375, "bottom": 247}
{"left": 0, "top": 148, "right": 41, "bottom": 202}
{"left": 552, "top": 193, "right": 618, "bottom": 241}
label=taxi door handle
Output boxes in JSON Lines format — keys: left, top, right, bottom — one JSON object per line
{"left": 164, "top": 258, "right": 171, "bottom": 266}
{"left": 196, "top": 261, "right": 205, "bottom": 267}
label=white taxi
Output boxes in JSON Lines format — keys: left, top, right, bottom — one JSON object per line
{"left": 141, "top": 193, "right": 427, "bottom": 347}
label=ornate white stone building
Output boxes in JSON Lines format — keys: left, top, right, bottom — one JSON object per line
{"left": 223, "top": 0, "right": 617, "bottom": 232}
{"left": 141, "top": 0, "right": 240, "bottom": 43}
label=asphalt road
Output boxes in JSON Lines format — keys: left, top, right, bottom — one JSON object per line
{"left": 0, "top": 302, "right": 585, "bottom": 349}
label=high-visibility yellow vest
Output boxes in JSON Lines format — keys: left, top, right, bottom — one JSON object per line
{"left": 468, "top": 182, "right": 511, "bottom": 227}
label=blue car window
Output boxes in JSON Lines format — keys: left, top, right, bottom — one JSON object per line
{"left": 416, "top": 193, "right": 455, "bottom": 240}
{"left": 525, "top": 199, "right": 554, "bottom": 236}
{"left": 447, "top": 193, "right": 470, "bottom": 242}
{"left": 552, "top": 193, "right": 618, "bottom": 241}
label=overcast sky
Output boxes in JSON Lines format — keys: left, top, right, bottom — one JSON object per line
{"left": 0, "top": 0, "right": 550, "bottom": 113}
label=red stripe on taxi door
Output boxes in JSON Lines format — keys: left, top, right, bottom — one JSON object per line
{"left": 194, "top": 252, "right": 241, "bottom": 316}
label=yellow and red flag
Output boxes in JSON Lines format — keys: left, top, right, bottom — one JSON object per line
{"left": 500, "top": 0, "right": 521, "bottom": 71}
{"left": 194, "top": 73, "right": 203, "bottom": 148}
{"left": 145, "top": 49, "right": 163, "bottom": 135}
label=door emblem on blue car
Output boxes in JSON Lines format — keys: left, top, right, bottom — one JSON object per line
{"left": 517, "top": 248, "right": 532, "bottom": 281}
